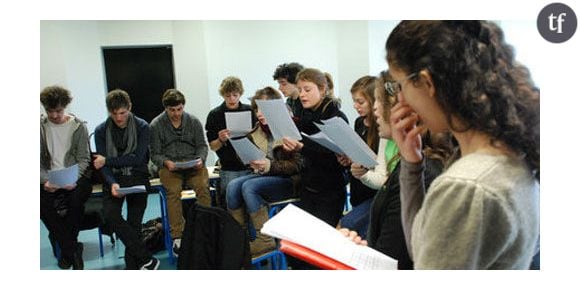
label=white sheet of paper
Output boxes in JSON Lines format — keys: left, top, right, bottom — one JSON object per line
{"left": 225, "top": 111, "right": 252, "bottom": 137}
{"left": 255, "top": 99, "right": 301, "bottom": 141}
{"left": 316, "top": 117, "right": 378, "bottom": 168}
{"left": 117, "top": 185, "right": 147, "bottom": 195}
{"left": 48, "top": 164, "right": 79, "bottom": 187}
{"left": 175, "top": 158, "right": 202, "bottom": 169}
{"left": 229, "top": 137, "right": 266, "bottom": 164}
{"left": 262, "top": 204, "right": 397, "bottom": 270}
{"left": 301, "top": 131, "right": 344, "bottom": 155}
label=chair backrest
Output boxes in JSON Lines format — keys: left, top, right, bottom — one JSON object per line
{"left": 177, "top": 203, "right": 251, "bottom": 269}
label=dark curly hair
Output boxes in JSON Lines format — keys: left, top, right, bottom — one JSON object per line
{"left": 40, "top": 85, "right": 72, "bottom": 109}
{"left": 386, "top": 21, "right": 539, "bottom": 179}
{"left": 273, "top": 62, "right": 304, "bottom": 84}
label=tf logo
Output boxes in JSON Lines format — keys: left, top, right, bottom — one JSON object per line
{"left": 538, "top": 2, "right": 577, "bottom": 43}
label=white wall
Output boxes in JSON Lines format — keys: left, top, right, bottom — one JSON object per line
{"left": 499, "top": 20, "right": 545, "bottom": 87}
{"left": 368, "top": 21, "right": 398, "bottom": 74}
{"left": 40, "top": 21, "right": 108, "bottom": 135}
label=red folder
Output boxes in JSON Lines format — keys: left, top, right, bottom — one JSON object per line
{"left": 279, "top": 240, "right": 355, "bottom": 270}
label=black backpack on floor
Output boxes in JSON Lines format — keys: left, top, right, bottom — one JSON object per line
{"left": 177, "top": 203, "right": 251, "bottom": 270}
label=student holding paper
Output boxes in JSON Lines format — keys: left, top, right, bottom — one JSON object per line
{"left": 282, "top": 68, "right": 349, "bottom": 228}
{"left": 387, "top": 21, "right": 539, "bottom": 269}
{"left": 150, "top": 89, "right": 210, "bottom": 256}
{"left": 40, "top": 85, "right": 92, "bottom": 270}
{"left": 93, "top": 89, "right": 159, "bottom": 270}
{"left": 337, "top": 75, "right": 384, "bottom": 239}
{"left": 227, "top": 87, "right": 303, "bottom": 257}
{"left": 205, "top": 76, "right": 257, "bottom": 209}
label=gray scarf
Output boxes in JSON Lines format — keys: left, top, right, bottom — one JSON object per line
{"left": 105, "top": 112, "right": 138, "bottom": 176}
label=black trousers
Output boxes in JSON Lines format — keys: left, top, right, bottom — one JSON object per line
{"left": 103, "top": 174, "right": 152, "bottom": 269}
{"left": 40, "top": 176, "right": 92, "bottom": 261}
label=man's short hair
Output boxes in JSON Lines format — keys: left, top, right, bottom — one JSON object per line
{"left": 162, "top": 89, "right": 186, "bottom": 107}
{"left": 40, "top": 86, "right": 72, "bottom": 110}
{"left": 273, "top": 62, "right": 304, "bottom": 84}
{"left": 219, "top": 76, "right": 244, "bottom": 97}
{"left": 106, "top": 89, "right": 131, "bottom": 112}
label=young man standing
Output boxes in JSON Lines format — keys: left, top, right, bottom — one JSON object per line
{"left": 40, "top": 85, "right": 92, "bottom": 270}
{"left": 93, "top": 89, "right": 159, "bottom": 270}
{"left": 150, "top": 89, "right": 210, "bottom": 256}
{"left": 273, "top": 62, "right": 304, "bottom": 118}
{"left": 205, "top": 76, "right": 257, "bottom": 209}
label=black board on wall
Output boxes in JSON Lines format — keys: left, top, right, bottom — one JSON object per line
{"left": 102, "top": 45, "right": 175, "bottom": 123}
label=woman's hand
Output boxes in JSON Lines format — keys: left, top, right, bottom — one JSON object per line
{"left": 338, "top": 228, "right": 368, "bottom": 246}
{"left": 390, "top": 102, "right": 424, "bottom": 163}
{"left": 350, "top": 163, "right": 368, "bottom": 179}
{"left": 282, "top": 137, "right": 303, "bottom": 152}
{"left": 250, "top": 159, "right": 270, "bottom": 174}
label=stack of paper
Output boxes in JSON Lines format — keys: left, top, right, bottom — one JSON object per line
{"left": 262, "top": 204, "right": 397, "bottom": 270}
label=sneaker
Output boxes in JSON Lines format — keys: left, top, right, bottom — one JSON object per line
{"left": 140, "top": 258, "right": 160, "bottom": 270}
{"left": 172, "top": 238, "right": 181, "bottom": 257}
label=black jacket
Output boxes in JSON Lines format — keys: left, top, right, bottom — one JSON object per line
{"left": 177, "top": 204, "right": 251, "bottom": 269}
{"left": 296, "top": 98, "right": 349, "bottom": 195}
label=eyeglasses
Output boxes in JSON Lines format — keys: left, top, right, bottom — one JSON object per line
{"left": 384, "top": 72, "right": 417, "bottom": 96}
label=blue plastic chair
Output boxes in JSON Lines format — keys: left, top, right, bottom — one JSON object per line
{"left": 251, "top": 249, "right": 288, "bottom": 270}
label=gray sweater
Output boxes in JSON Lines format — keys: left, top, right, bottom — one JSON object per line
{"left": 400, "top": 153, "right": 539, "bottom": 269}
{"left": 150, "top": 111, "right": 208, "bottom": 169}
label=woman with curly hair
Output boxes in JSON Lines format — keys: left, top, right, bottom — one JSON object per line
{"left": 387, "top": 21, "right": 540, "bottom": 269}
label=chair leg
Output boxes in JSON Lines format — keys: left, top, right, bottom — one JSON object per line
{"left": 159, "top": 189, "right": 175, "bottom": 265}
{"left": 98, "top": 227, "right": 104, "bottom": 257}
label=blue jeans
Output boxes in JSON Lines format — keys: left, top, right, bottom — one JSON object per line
{"left": 219, "top": 169, "right": 251, "bottom": 208}
{"left": 339, "top": 197, "right": 372, "bottom": 239}
{"left": 226, "top": 173, "right": 294, "bottom": 213}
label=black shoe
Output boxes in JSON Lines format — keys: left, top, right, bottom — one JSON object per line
{"left": 72, "top": 242, "right": 84, "bottom": 270}
{"left": 140, "top": 258, "right": 160, "bottom": 270}
{"left": 57, "top": 257, "right": 72, "bottom": 269}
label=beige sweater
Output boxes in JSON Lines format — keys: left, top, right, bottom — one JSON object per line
{"left": 402, "top": 153, "right": 539, "bottom": 269}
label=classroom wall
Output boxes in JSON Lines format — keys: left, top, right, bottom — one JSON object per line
{"left": 40, "top": 20, "right": 398, "bottom": 164}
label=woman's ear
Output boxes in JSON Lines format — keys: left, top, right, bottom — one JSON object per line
{"left": 419, "top": 69, "right": 436, "bottom": 99}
